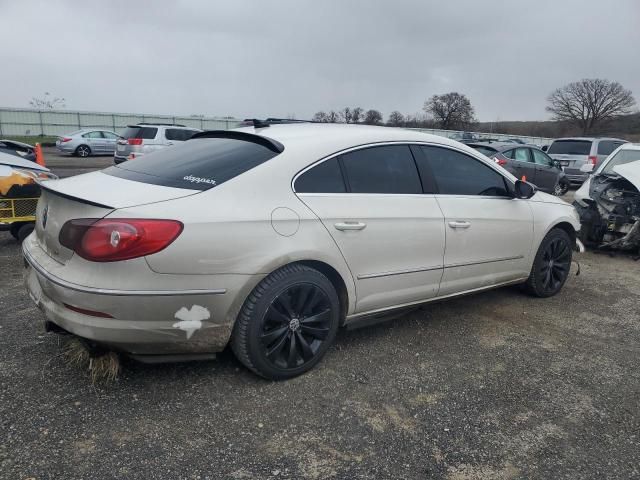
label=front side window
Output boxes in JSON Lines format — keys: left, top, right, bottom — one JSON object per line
{"left": 531, "top": 149, "right": 552, "bottom": 165}
{"left": 295, "top": 157, "right": 346, "bottom": 193}
{"left": 419, "top": 146, "right": 509, "bottom": 196}
{"left": 340, "top": 145, "right": 422, "bottom": 194}
{"left": 102, "top": 131, "right": 119, "bottom": 139}
{"left": 103, "top": 137, "right": 279, "bottom": 190}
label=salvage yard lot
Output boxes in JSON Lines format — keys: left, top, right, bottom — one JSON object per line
{"left": 1, "top": 155, "right": 639, "bottom": 479}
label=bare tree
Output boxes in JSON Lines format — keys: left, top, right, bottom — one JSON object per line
{"left": 387, "top": 111, "right": 405, "bottom": 127}
{"left": 351, "top": 107, "right": 364, "bottom": 124}
{"left": 312, "top": 111, "right": 329, "bottom": 122}
{"left": 29, "top": 92, "right": 66, "bottom": 110}
{"left": 338, "top": 107, "right": 352, "bottom": 123}
{"left": 327, "top": 111, "right": 339, "bottom": 123}
{"left": 546, "top": 79, "right": 636, "bottom": 134}
{"left": 363, "top": 109, "right": 383, "bottom": 125}
{"left": 424, "top": 92, "right": 475, "bottom": 130}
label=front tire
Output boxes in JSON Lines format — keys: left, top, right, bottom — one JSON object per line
{"left": 16, "top": 223, "right": 35, "bottom": 243}
{"left": 75, "top": 145, "right": 91, "bottom": 157}
{"left": 231, "top": 264, "right": 340, "bottom": 380}
{"left": 523, "top": 228, "right": 573, "bottom": 297}
{"left": 553, "top": 180, "right": 569, "bottom": 196}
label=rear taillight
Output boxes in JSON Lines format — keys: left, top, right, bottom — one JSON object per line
{"left": 127, "top": 138, "right": 143, "bottom": 145}
{"left": 588, "top": 155, "right": 597, "bottom": 165}
{"left": 494, "top": 158, "right": 508, "bottom": 166}
{"left": 59, "top": 218, "right": 183, "bottom": 262}
{"left": 61, "top": 137, "right": 72, "bottom": 142}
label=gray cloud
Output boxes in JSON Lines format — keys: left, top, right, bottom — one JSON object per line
{"left": 1, "top": 0, "right": 638, "bottom": 121}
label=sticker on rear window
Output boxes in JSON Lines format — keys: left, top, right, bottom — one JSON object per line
{"left": 183, "top": 175, "right": 217, "bottom": 186}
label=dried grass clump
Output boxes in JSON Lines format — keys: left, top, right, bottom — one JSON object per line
{"left": 63, "top": 337, "right": 120, "bottom": 383}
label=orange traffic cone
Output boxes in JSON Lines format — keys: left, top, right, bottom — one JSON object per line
{"left": 521, "top": 175, "right": 526, "bottom": 182}
{"left": 34, "top": 143, "right": 46, "bottom": 167}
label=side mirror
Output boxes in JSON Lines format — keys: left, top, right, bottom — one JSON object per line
{"left": 579, "top": 163, "right": 594, "bottom": 173}
{"left": 541, "top": 145, "right": 548, "bottom": 152}
{"left": 552, "top": 160, "right": 562, "bottom": 169}
{"left": 514, "top": 179, "right": 536, "bottom": 199}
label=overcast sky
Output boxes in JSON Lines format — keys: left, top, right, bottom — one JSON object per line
{"left": 1, "top": 0, "right": 638, "bottom": 122}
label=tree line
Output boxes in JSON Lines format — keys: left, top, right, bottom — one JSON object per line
{"left": 312, "top": 78, "right": 636, "bottom": 135}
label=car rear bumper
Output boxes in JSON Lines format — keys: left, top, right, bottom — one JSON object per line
{"left": 56, "top": 144, "right": 75, "bottom": 154}
{"left": 22, "top": 239, "right": 262, "bottom": 356}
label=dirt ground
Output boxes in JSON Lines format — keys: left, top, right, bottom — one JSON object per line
{"left": 0, "top": 151, "right": 638, "bottom": 479}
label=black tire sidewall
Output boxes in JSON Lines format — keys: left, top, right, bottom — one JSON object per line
{"left": 528, "top": 228, "right": 573, "bottom": 297}
{"left": 75, "top": 145, "right": 90, "bottom": 157}
{"left": 17, "top": 223, "right": 35, "bottom": 243}
{"left": 243, "top": 268, "right": 340, "bottom": 379}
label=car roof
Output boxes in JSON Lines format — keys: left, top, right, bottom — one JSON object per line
{"left": 551, "top": 137, "right": 627, "bottom": 142}
{"left": 231, "top": 123, "right": 473, "bottom": 158}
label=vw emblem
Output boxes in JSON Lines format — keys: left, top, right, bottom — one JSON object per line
{"left": 41, "top": 205, "right": 49, "bottom": 229}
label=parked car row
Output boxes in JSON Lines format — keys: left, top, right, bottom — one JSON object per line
{"left": 54, "top": 123, "right": 201, "bottom": 160}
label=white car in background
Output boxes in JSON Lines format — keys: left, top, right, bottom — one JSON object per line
{"left": 24, "top": 123, "right": 581, "bottom": 379}
{"left": 113, "top": 123, "right": 201, "bottom": 163}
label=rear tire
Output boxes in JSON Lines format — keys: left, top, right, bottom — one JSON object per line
{"left": 75, "top": 145, "right": 91, "bottom": 157}
{"left": 16, "top": 223, "right": 34, "bottom": 243}
{"left": 231, "top": 264, "right": 340, "bottom": 380}
{"left": 523, "top": 228, "right": 573, "bottom": 297}
{"left": 9, "top": 223, "right": 22, "bottom": 240}
{"left": 553, "top": 180, "right": 569, "bottom": 196}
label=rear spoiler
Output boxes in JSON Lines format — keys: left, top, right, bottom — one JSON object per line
{"left": 40, "top": 182, "right": 114, "bottom": 209}
{"left": 190, "top": 130, "right": 285, "bottom": 154}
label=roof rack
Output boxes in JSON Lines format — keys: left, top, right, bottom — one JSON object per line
{"left": 190, "top": 130, "right": 285, "bottom": 153}
{"left": 135, "top": 122, "right": 187, "bottom": 127}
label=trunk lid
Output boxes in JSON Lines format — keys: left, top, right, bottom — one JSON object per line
{"left": 34, "top": 172, "right": 199, "bottom": 264}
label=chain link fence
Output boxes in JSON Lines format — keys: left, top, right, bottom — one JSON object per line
{"left": 0, "top": 107, "right": 242, "bottom": 137}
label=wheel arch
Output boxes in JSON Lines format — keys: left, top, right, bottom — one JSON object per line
{"left": 548, "top": 220, "right": 577, "bottom": 244}
{"left": 296, "top": 259, "right": 350, "bottom": 325}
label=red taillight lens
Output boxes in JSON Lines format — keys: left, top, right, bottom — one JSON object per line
{"left": 59, "top": 218, "right": 183, "bottom": 262}
{"left": 61, "top": 137, "right": 72, "bottom": 142}
{"left": 494, "top": 157, "right": 508, "bottom": 166}
{"left": 588, "top": 155, "right": 597, "bottom": 165}
{"left": 127, "top": 138, "right": 143, "bottom": 145}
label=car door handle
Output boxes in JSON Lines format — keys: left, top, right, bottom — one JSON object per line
{"left": 334, "top": 222, "right": 367, "bottom": 231}
{"left": 448, "top": 221, "right": 471, "bottom": 229}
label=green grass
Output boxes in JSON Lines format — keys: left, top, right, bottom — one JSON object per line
{"left": 1, "top": 135, "right": 58, "bottom": 146}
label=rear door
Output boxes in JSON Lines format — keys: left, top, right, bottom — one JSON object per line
{"left": 295, "top": 144, "right": 446, "bottom": 314}
{"left": 502, "top": 147, "right": 536, "bottom": 182}
{"left": 417, "top": 145, "right": 533, "bottom": 296}
{"left": 531, "top": 148, "right": 558, "bottom": 193}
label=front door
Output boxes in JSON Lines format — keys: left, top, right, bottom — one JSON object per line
{"left": 531, "top": 148, "right": 558, "bottom": 193}
{"left": 295, "top": 145, "right": 446, "bottom": 314}
{"left": 416, "top": 145, "right": 533, "bottom": 296}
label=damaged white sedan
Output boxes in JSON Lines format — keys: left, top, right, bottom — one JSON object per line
{"left": 574, "top": 143, "right": 640, "bottom": 253}
{"left": 24, "top": 123, "right": 581, "bottom": 379}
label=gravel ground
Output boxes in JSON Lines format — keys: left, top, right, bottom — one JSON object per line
{"left": 0, "top": 154, "right": 638, "bottom": 479}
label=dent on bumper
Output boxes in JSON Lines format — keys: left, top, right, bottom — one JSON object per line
{"left": 23, "top": 246, "right": 262, "bottom": 355}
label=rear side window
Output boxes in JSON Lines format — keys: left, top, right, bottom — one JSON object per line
{"left": 165, "top": 129, "right": 199, "bottom": 141}
{"left": 418, "top": 146, "right": 509, "bottom": 196}
{"left": 121, "top": 126, "right": 158, "bottom": 140}
{"left": 513, "top": 148, "right": 531, "bottom": 162}
{"left": 547, "top": 140, "right": 592, "bottom": 155}
{"left": 295, "top": 158, "right": 346, "bottom": 193}
{"left": 597, "top": 140, "right": 625, "bottom": 155}
{"left": 103, "top": 138, "right": 279, "bottom": 190}
{"left": 340, "top": 145, "right": 421, "bottom": 194}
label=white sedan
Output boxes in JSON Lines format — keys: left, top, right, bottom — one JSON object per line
{"left": 23, "top": 123, "right": 581, "bottom": 379}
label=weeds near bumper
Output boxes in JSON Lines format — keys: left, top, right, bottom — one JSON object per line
{"left": 63, "top": 338, "right": 120, "bottom": 383}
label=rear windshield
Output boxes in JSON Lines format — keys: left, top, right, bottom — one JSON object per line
{"left": 470, "top": 145, "right": 498, "bottom": 156}
{"left": 165, "top": 128, "right": 199, "bottom": 141}
{"left": 103, "top": 137, "right": 280, "bottom": 190}
{"left": 547, "top": 140, "right": 592, "bottom": 155}
{"left": 121, "top": 126, "right": 158, "bottom": 140}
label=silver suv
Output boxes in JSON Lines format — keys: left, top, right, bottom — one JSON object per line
{"left": 546, "top": 137, "right": 627, "bottom": 184}
{"left": 114, "top": 123, "right": 201, "bottom": 164}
